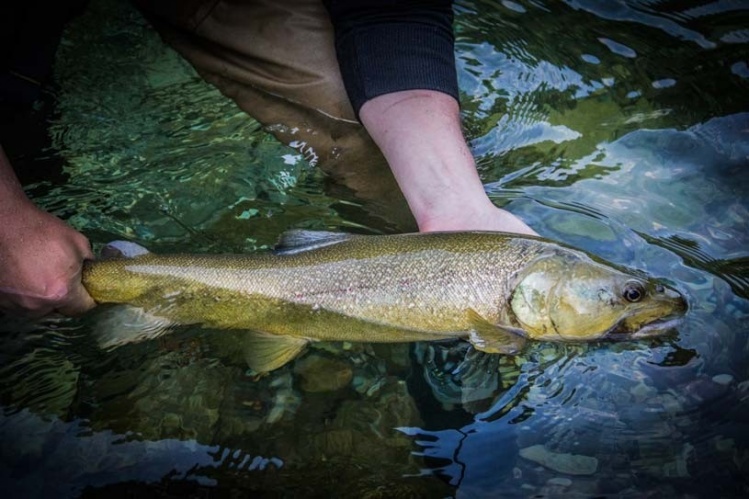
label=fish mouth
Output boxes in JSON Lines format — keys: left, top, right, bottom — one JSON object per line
{"left": 606, "top": 314, "right": 685, "bottom": 340}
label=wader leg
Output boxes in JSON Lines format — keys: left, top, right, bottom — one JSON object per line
{"left": 133, "top": 0, "right": 416, "bottom": 231}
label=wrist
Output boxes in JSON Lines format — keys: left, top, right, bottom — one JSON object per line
{"left": 414, "top": 196, "right": 490, "bottom": 232}
{"left": 0, "top": 146, "right": 35, "bottom": 216}
{"left": 407, "top": 181, "right": 494, "bottom": 230}
{"left": 0, "top": 196, "right": 43, "bottom": 232}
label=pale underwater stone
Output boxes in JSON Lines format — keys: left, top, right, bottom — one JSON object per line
{"left": 547, "top": 477, "right": 573, "bottom": 486}
{"left": 519, "top": 444, "right": 599, "bottom": 475}
{"left": 712, "top": 374, "right": 734, "bottom": 386}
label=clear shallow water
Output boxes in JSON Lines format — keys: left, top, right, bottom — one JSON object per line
{"left": 2, "top": 0, "right": 748, "bottom": 496}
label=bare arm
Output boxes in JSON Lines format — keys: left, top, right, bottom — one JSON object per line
{"left": 325, "top": 0, "right": 536, "bottom": 235}
{"left": 359, "top": 90, "right": 536, "bottom": 234}
{"left": 0, "top": 145, "right": 95, "bottom": 317}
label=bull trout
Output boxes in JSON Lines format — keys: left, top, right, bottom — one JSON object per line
{"left": 82, "top": 230, "right": 687, "bottom": 372}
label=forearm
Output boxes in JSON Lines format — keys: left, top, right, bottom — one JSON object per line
{"left": 325, "top": 0, "right": 536, "bottom": 234}
{"left": 359, "top": 90, "right": 537, "bottom": 234}
{"left": 0, "top": 146, "right": 32, "bottom": 213}
{"left": 323, "top": 0, "right": 467, "bottom": 230}
{"left": 360, "top": 91, "right": 485, "bottom": 228}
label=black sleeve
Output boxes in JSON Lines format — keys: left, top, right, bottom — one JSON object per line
{"left": 323, "top": 0, "right": 458, "bottom": 119}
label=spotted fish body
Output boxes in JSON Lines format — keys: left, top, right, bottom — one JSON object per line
{"left": 82, "top": 231, "right": 687, "bottom": 372}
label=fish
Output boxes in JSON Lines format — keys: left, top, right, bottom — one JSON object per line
{"left": 82, "top": 230, "right": 688, "bottom": 373}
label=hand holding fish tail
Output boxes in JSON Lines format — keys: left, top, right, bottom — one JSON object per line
{"left": 0, "top": 146, "right": 95, "bottom": 317}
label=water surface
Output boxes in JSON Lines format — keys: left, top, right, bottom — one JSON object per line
{"left": 2, "top": 0, "right": 748, "bottom": 496}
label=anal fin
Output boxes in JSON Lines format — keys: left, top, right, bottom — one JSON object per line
{"left": 243, "top": 332, "right": 309, "bottom": 374}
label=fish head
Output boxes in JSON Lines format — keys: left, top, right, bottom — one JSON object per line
{"left": 509, "top": 250, "right": 688, "bottom": 342}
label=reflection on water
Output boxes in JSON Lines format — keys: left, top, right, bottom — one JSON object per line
{"left": 2, "top": 0, "right": 748, "bottom": 496}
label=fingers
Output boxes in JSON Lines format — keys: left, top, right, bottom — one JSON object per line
{"left": 56, "top": 282, "right": 97, "bottom": 317}
{"left": 52, "top": 253, "right": 97, "bottom": 317}
{"left": 0, "top": 246, "right": 97, "bottom": 318}
{"left": 55, "top": 237, "right": 98, "bottom": 316}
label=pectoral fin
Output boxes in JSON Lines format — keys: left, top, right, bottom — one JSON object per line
{"left": 242, "top": 333, "right": 309, "bottom": 374}
{"left": 466, "top": 308, "right": 527, "bottom": 355}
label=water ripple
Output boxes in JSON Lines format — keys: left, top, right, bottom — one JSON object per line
{"left": 681, "top": 0, "right": 749, "bottom": 20}
{"left": 2, "top": 0, "right": 747, "bottom": 496}
{"left": 560, "top": 0, "right": 717, "bottom": 48}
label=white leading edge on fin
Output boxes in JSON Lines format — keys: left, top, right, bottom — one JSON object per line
{"left": 273, "top": 230, "right": 354, "bottom": 255}
{"left": 100, "top": 240, "right": 151, "bottom": 259}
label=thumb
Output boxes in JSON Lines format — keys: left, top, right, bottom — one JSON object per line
{"left": 56, "top": 281, "right": 97, "bottom": 317}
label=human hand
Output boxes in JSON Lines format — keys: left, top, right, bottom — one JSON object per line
{"left": 417, "top": 202, "right": 538, "bottom": 235}
{"left": 0, "top": 200, "right": 95, "bottom": 317}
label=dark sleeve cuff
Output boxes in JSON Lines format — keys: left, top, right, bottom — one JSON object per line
{"left": 325, "top": 1, "right": 458, "bottom": 119}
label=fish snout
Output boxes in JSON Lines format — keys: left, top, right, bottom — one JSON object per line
{"left": 655, "top": 282, "right": 689, "bottom": 315}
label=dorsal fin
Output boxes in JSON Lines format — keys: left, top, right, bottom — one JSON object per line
{"left": 273, "top": 230, "right": 355, "bottom": 255}
{"left": 100, "top": 240, "right": 151, "bottom": 259}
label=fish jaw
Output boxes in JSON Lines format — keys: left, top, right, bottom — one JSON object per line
{"left": 623, "top": 315, "right": 684, "bottom": 339}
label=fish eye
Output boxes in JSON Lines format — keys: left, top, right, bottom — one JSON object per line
{"left": 623, "top": 282, "right": 644, "bottom": 303}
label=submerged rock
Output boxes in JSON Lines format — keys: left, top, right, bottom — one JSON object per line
{"left": 294, "top": 354, "right": 353, "bottom": 393}
{"left": 266, "top": 372, "right": 302, "bottom": 423}
{"left": 547, "top": 477, "right": 573, "bottom": 486}
{"left": 311, "top": 429, "right": 355, "bottom": 456}
{"left": 89, "top": 351, "right": 233, "bottom": 441}
{"left": 519, "top": 445, "right": 599, "bottom": 475}
{"left": 712, "top": 374, "right": 734, "bottom": 386}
